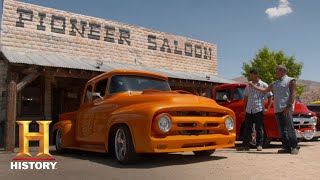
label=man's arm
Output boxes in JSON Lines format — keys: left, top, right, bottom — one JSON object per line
{"left": 283, "top": 79, "right": 297, "bottom": 116}
{"left": 288, "top": 79, "right": 297, "bottom": 106}
{"left": 248, "top": 82, "right": 273, "bottom": 93}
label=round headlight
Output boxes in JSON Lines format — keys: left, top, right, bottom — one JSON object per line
{"left": 158, "top": 115, "right": 172, "bottom": 133}
{"left": 225, "top": 116, "right": 234, "bottom": 131}
{"left": 303, "top": 130, "right": 315, "bottom": 140}
{"left": 311, "top": 116, "right": 317, "bottom": 126}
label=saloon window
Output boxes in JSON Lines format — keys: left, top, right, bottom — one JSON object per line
{"left": 93, "top": 78, "right": 108, "bottom": 100}
{"left": 109, "top": 75, "right": 171, "bottom": 94}
{"left": 215, "top": 89, "right": 231, "bottom": 102}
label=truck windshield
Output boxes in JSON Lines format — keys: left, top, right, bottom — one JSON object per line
{"left": 109, "top": 75, "right": 171, "bottom": 94}
{"left": 234, "top": 87, "right": 245, "bottom": 101}
{"left": 307, "top": 105, "right": 320, "bottom": 113}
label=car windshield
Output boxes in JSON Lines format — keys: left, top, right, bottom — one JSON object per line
{"left": 109, "top": 75, "right": 171, "bottom": 94}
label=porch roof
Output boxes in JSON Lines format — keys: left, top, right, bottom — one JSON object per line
{"left": 1, "top": 48, "right": 236, "bottom": 84}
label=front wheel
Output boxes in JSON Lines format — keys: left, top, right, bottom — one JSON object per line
{"left": 114, "top": 125, "right": 139, "bottom": 164}
{"left": 55, "top": 129, "right": 66, "bottom": 153}
{"left": 193, "top": 150, "right": 215, "bottom": 156}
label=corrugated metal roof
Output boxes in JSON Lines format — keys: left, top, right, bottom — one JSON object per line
{"left": 1, "top": 48, "right": 236, "bottom": 84}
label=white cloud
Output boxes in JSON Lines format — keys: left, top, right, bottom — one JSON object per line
{"left": 265, "top": 0, "right": 293, "bottom": 19}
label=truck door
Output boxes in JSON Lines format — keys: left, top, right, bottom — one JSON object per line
{"left": 90, "top": 78, "right": 113, "bottom": 144}
{"left": 76, "top": 84, "right": 95, "bottom": 142}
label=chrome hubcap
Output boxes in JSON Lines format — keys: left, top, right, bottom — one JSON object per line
{"left": 115, "top": 129, "right": 126, "bottom": 161}
{"left": 56, "top": 129, "right": 62, "bottom": 150}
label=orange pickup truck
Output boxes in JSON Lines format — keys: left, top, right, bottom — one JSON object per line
{"left": 52, "top": 70, "right": 236, "bottom": 164}
{"left": 212, "top": 83, "right": 318, "bottom": 146}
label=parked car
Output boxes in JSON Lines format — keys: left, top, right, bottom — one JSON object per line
{"left": 306, "top": 101, "right": 320, "bottom": 140}
{"left": 212, "top": 83, "right": 318, "bottom": 146}
{"left": 51, "top": 70, "right": 236, "bottom": 164}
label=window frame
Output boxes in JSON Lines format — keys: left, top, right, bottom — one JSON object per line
{"left": 92, "top": 78, "right": 109, "bottom": 102}
{"left": 82, "top": 83, "right": 94, "bottom": 104}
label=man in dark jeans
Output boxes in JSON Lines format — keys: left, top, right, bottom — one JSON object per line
{"left": 237, "top": 69, "right": 272, "bottom": 151}
{"left": 249, "top": 65, "right": 300, "bottom": 154}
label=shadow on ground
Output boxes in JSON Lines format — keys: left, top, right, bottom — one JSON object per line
{"left": 227, "top": 140, "right": 316, "bottom": 154}
{"left": 50, "top": 150, "right": 227, "bottom": 169}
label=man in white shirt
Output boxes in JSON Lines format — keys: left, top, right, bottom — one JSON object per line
{"left": 237, "top": 69, "right": 272, "bottom": 151}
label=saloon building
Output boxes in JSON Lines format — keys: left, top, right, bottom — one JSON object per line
{"left": 0, "top": 0, "right": 234, "bottom": 147}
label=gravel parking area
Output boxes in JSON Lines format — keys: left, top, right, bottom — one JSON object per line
{"left": 1, "top": 140, "right": 319, "bottom": 180}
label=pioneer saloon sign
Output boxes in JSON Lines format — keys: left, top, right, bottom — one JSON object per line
{"left": 15, "top": 8, "right": 212, "bottom": 60}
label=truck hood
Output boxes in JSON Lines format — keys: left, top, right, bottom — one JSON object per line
{"left": 108, "top": 90, "right": 235, "bottom": 121}
{"left": 109, "top": 90, "right": 218, "bottom": 106}
{"left": 294, "top": 101, "right": 316, "bottom": 116}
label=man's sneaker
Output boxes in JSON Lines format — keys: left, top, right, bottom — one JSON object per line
{"left": 257, "top": 146, "right": 263, "bottom": 151}
{"left": 291, "top": 148, "right": 299, "bottom": 155}
{"left": 278, "top": 148, "right": 291, "bottom": 154}
{"left": 236, "top": 146, "right": 250, "bottom": 151}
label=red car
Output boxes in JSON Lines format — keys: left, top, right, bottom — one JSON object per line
{"left": 212, "top": 83, "right": 318, "bottom": 145}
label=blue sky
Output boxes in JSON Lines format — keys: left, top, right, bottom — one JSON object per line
{"left": 1, "top": 0, "right": 319, "bottom": 81}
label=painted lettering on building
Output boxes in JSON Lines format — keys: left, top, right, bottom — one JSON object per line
{"left": 15, "top": 8, "right": 211, "bottom": 60}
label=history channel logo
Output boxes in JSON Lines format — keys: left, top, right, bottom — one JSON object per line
{"left": 10, "top": 121, "right": 57, "bottom": 170}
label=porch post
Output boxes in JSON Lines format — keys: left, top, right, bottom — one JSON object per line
{"left": 5, "top": 81, "right": 17, "bottom": 152}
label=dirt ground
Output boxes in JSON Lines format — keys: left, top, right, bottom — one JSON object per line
{"left": 1, "top": 140, "right": 320, "bottom": 180}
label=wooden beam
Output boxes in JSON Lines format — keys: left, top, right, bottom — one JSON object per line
{"left": 43, "top": 68, "right": 101, "bottom": 79}
{"left": 5, "top": 81, "right": 17, "bottom": 152}
{"left": 17, "top": 72, "right": 40, "bottom": 92}
{"left": 22, "top": 67, "right": 38, "bottom": 74}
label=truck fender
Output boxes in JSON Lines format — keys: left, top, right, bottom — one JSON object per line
{"left": 51, "top": 120, "right": 73, "bottom": 145}
{"left": 104, "top": 119, "right": 137, "bottom": 153}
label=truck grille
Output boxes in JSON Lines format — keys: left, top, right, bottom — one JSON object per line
{"left": 179, "top": 130, "right": 213, "bottom": 135}
{"left": 182, "top": 142, "right": 215, "bottom": 148}
{"left": 152, "top": 111, "right": 230, "bottom": 137}
{"left": 293, "top": 116, "right": 316, "bottom": 126}
{"left": 169, "top": 111, "right": 226, "bottom": 117}
{"left": 177, "top": 123, "right": 197, "bottom": 127}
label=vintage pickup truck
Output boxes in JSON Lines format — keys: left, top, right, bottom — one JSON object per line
{"left": 52, "top": 70, "right": 236, "bottom": 164}
{"left": 212, "top": 83, "right": 318, "bottom": 146}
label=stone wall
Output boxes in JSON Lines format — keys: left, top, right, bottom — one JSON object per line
{"left": 1, "top": 0, "right": 217, "bottom": 75}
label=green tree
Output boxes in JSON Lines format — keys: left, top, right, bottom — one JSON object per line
{"left": 242, "top": 47, "right": 304, "bottom": 95}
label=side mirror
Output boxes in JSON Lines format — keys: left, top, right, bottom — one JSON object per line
{"left": 223, "top": 95, "right": 231, "bottom": 102}
{"left": 93, "top": 92, "right": 103, "bottom": 100}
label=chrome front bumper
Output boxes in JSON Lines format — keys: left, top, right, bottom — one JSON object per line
{"left": 314, "top": 130, "right": 320, "bottom": 137}
{"left": 295, "top": 129, "right": 316, "bottom": 140}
